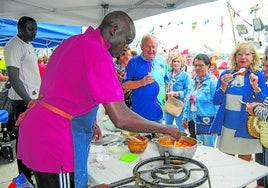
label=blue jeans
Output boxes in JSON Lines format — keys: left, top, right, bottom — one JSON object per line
{"left": 196, "top": 134, "right": 216, "bottom": 148}
{"left": 164, "top": 111, "right": 186, "bottom": 133}
{"left": 71, "top": 106, "right": 99, "bottom": 188}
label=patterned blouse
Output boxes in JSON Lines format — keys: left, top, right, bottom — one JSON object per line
{"left": 254, "top": 97, "right": 268, "bottom": 121}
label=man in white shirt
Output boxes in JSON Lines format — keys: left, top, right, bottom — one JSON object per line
{"left": 4, "top": 16, "right": 41, "bottom": 185}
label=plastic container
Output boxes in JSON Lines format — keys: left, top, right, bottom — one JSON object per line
{"left": 8, "top": 173, "right": 34, "bottom": 188}
{"left": 127, "top": 136, "right": 149, "bottom": 153}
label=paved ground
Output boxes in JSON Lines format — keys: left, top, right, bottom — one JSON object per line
{"left": 0, "top": 136, "right": 36, "bottom": 187}
{"left": 0, "top": 157, "right": 18, "bottom": 187}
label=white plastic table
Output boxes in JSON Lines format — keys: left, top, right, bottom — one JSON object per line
{"left": 88, "top": 139, "right": 268, "bottom": 188}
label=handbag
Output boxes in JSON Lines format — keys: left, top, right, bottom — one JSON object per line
{"left": 164, "top": 97, "right": 184, "bottom": 117}
{"left": 259, "top": 121, "right": 268, "bottom": 148}
{"left": 195, "top": 115, "right": 214, "bottom": 134}
{"left": 247, "top": 115, "right": 268, "bottom": 148}
{"left": 247, "top": 115, "right": 260, "bottom": 138}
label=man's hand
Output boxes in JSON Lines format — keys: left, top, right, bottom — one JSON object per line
{"left": 166, "top": 91, "right": 179, "bottom": 98}
{"left": 141, "top": 75, "right": 154, "bottom": 86}
{"left": 92, "top": 124, "right": 102, "bottom": 141}
{"left": 164, "top": 127, "right": 181, "bottom": 141}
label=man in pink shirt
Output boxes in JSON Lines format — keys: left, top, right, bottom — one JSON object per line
{"left": 16, "top": 11, "right": 181, "bottom": 188}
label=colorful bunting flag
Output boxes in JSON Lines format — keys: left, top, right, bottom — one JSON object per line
{"left": 178, "top": 21, "right": 183, "bottom": 26}
{"left": 181, "top": 49, "right": 189, "bottom": 55}
{"left": 169, "top": 44, "right": 179, "bottom": 53}
{"left": 220, "top": 16, "right": 224, "bottom": 32}
{"left": 192, "top": 22, "right": 197, "bottom": 30}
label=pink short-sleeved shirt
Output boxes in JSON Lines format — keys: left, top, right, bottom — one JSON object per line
{"left": 17, "top": 27, "right": 124, "bottom": 173}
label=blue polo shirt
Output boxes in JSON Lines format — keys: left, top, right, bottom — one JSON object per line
{"left": 123, "top": 55, "right": 168, "bottom": 121}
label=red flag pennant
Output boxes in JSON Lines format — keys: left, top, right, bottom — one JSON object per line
{"left": 169, "top": 44, "right": 179, "bottom": 52}
{"left": 181, "top": 49, "right": 189, "bottom": 55}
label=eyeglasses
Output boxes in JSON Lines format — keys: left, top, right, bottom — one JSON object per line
{"left": 236, "top": 52, "right": 254, "bottom": 57}
{"left": 194, "top": 64, "right": 206, "bottom": 68}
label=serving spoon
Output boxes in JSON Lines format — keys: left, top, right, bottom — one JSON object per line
{"left": 232, "top": 67, "right": 246, "bottom": 76}
{"left": 173, "top": 140, "right": 177, "bottom": 147}
{"left": 121, "top": 132, "right": 142, "bottom": 142}
{"left": 239, "top": 99, "right": 247, "bottom": 105}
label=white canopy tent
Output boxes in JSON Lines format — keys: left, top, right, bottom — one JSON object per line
{"left": 0, "top": 0, "right": 218, "bottom": 27}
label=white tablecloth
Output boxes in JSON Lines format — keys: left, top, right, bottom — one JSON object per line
{"left": 88, "top": 137, "right": 268, "bottom": 188}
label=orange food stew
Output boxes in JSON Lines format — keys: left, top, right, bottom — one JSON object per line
{"left": 158, "top": 139, "right": 194, "bottom": 148}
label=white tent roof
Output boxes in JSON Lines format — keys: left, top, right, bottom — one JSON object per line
{"left": 0, "top": 0, "right": 218, "bottom": 27}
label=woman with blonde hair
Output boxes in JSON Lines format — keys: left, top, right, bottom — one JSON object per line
{"left": 165, "top": 53, "right": 190, "bottom": 133}
{"left": 210, "top": 42, "right": 267, "bottom": 162}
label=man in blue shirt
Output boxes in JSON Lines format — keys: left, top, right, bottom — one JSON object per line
{"left": 122, "top": 34, "right": 168, "bottom": 122}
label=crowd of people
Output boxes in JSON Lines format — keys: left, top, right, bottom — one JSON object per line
{"left": 1, "top": 11, "right": 268, "bottom": 188}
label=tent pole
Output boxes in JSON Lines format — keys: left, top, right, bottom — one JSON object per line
{"left": 101, "top": 4, "right": 109, "bottom": 17}
{"left": 227, "top": 1, "right": 237, "bottom": 46}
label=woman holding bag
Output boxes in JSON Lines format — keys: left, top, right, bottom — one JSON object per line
{"left": 165, "top": 53, "right": 190, "bottom": 134}
{"left": 246, "top": 53, "right": 268, "bottom": 188}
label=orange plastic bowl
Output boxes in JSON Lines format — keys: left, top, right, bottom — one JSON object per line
{"left": 127, "top": 136, "right": 149, "bottom": 153}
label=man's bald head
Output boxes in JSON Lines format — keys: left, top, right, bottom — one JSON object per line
{"left": 98, "top": 11, "right": 136, "bottom": 57}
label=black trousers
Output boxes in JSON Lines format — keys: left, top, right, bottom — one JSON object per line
{"left": 11, "top": 100, "right": 34, "bottom": 185}
{"left": 188, "top": 120, "right": 196, "bottom": 139}
{"left": 255, "top": 151, "right": 268, "bottom": 187}
{"left": 34, "top": 171, "right": 74, "bottom": 188}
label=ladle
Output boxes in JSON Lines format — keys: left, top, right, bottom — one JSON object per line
{"left": 232, "top": 68, "right": 246, "bottom": 76}
{"left": 173, "top": 140, "right": 177, "bottom": 148}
